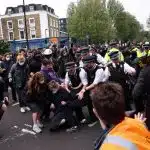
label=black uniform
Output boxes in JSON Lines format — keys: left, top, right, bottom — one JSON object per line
{"left": 107, "top": 62, "right": 131, "bottom": 110}
{"left": 67, "top": 68, "right": 85, "bottom": 122}
{"left": 133, "top": 65, "right": 150, "bottom": 129}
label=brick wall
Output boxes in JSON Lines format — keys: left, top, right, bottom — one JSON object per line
{"left": 1, "top": 13, "right": 41, "bottom": 40}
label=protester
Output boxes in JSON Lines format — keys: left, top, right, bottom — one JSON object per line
{"left": 9, "top": 54, "right": 30, "bottom": 113}
{"left": 26, "top": 72, "right": 48, "bottom": 133}
{"left": 91, "top": 82, "right": 150, "bottom": 150}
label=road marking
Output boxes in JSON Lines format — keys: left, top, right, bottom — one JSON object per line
{"left": 21, "top": 129, "right": 36, "bottom": 135}
{"left": 12, "top": 102, "right": 19, "bottom": 107}
{"left": 24, "top": 124, "right": 32, "bottom": 128}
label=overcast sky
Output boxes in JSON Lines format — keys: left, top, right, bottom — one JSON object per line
{"left": 0, "top": 0, "right": 149, "bottom": 26}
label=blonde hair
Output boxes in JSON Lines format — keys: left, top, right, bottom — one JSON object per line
{"left": 48, "top": 80, "right": 59, "bottom": 90}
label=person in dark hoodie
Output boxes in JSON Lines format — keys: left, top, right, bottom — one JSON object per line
{"left": 28, "top": 50, "right": 42, "bottom": 77}
{"left": 2, "top": 53, "right": 17, "bottom": 102}
{"left": 9, "top": 54, "right": 30, "bottom": 113}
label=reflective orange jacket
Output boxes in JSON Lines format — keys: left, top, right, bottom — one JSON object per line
{"left": 100, "top": 117, "right": 150, "bottom": 150}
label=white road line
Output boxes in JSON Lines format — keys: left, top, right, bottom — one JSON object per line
{"left": 22, "top": 129, "right": 36, "bottom": 135}
{"left": 12, "top": 102, "right": 19, "bottom": 107}
{"left": 24, "top": 124, "right": 32, "bottom": 128}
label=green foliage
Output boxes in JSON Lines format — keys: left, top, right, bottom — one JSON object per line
{"left": 67, "top": 0, "right": 144, "bottom": 43}
{"left": 0, "top": 40, "right": 10, "bottom": 54}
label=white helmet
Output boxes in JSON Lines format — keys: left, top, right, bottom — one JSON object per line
{"left": 42, "top": 49, "right": 52, "bottom": 55}
{"left": 145, "top": 41, "right": 149, "bottom": 45}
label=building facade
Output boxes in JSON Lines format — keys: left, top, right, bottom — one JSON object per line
{"left": 0, "top": 4, "right": 59, "bottom": 51}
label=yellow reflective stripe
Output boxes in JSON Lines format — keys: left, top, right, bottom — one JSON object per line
{"left": 103, "top": 135, "right": 138, "bottom": 150}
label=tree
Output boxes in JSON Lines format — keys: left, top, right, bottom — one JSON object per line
{"left": 115, "top": 12, "right": 141, "bottom": 41}
{"left": 67, "top": 0, "right": 111, "bottom": 43}
{"left": 0, "top": 40, "right": 10, "bottom": 54}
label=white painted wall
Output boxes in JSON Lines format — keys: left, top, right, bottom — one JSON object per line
{"left": 39, "top": 11, "right": 49, "bottom": 38}
{"left": 0, "top": 17, "right": 3, "bottom": 39}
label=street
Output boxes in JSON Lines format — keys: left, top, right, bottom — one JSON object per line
{"left": 0, "top": 104, "right": 101, "bottom": 150}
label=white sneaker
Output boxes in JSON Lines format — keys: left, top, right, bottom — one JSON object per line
{"left": 20, "top": 107, "right": 26, "bottom": 113}
{"left": 33, "top": 124, "right": 42, "bottom": 133}
{"left": 88, "top": 121, "right": 98, "bottom": 127}
{"left": 80, "top": 119, "right": 87, "bottom": 124}
{"left": 59, "top": 119, "right": 66, "bottom": 125}
{"left": 25, "top": 107, "right": 31, "bottom": 111}
{"left": 37, "top": 121, "right": 44, "bottom": 128}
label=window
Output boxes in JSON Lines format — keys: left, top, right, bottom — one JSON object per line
{"left": 56, "top": 21, "right": 58, "bottom": 28}
{"left": 18, "top": 19, "right": 24, "bottom": 28}
{"left": 57, "top": 30, "right": 59, "bottom": 37}
{"left": 51, "top": 28, "right": 53, "bottom": 37}
{"left": 18, "top": 7, "right": 23, "bottom": 13}
{"left": 8, "top": 32, "right": 14, "bottom": 40}
{"left": 29, "top": 6, "right": 34, "bottom": 11}
{"left": 54, "top": 29, "right": 56, "bottom": 37}
{"left": 53, "top": 19, "right": 55, "bottom": 27}
{"left": 61, "top": 20, "right": 63, "bottom": 23}
{"left": 50, "top": 18, "right": 52, "bottom": 26}
{"left": 30, "top": 29, "right": 36, "bottom": 39}
{"left": 19, "top": 30, "right": 25, "bottom": 39}
{"left": 29, "top": 18, "right": 35, "bottom": 27}
{"left": 7, "top": 21, "right": 13, "bottom": 29}
{"left": 8, "top": 9, "right": 12, "bottom": 14}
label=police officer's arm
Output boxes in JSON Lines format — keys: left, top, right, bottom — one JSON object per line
{"left": 64, "top": 72, "right": 71, "bottom": 93}
{"left": 8, "top": 64, "right": 16, "bottom": 81}
{"left": 86, "top": 69, "right": 104, "bottom": 91}
{"left": 78, "top": 69, "right": 88, "bottom": 94}
{"left": 132, "top": 69, "right": 145, "bottom": 100}
{"left": 124, "top": 63, "right": 136, "bottom": 75}
{"left": 97, "top": 54, "right": 106, "bottom": 65}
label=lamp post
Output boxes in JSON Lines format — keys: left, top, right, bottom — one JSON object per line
{"left": 23, "top": 0, "right": 29, "bottom": 50}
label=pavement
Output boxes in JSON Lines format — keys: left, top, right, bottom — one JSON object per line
{"left": 0, "top": 103, "right": 101, "bottom": 150}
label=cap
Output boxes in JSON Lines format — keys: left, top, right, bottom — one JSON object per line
{"left": 80, "top": 47, "right": 89, "bottom": 54}
{"left": 82, "top": 55, "right": 96, "bottom": 64}
{"left": 65, "top": 62, "right": 76, "bottom": 70}
{"left": 143, "top": 42, "right": 150, "bottom": 48}
{"left": 42, "top": 49, "right": 52, "bottom": 55}
{"left": 109, "top": 51, "right": 119, "bottom": 60}
{"left": 109, "top": 41, "right": 117, "bottom": 46}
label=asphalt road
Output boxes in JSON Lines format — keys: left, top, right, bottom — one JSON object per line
{"left": 0, "top": 103, "right": 101, "bottom": 150}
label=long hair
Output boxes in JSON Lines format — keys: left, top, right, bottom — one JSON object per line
{"left": 27, "top": 72, "right": 44, "bottom": 94}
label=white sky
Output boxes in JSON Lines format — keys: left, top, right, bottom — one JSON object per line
{"left": 0, "top": 0, "right": 149, "bottom": 26}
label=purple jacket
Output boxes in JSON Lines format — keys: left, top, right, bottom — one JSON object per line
{"left": 40, "top": 68, "right": 63, "bottom": 83}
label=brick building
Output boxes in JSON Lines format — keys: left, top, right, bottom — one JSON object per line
{"left": 0, "top": 4, "right": 59, "bottom": 50}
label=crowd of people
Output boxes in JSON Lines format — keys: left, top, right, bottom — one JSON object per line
{"left": 0, "top": 41, "right": 150, "bottom": 149}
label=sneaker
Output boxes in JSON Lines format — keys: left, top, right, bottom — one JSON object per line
{"left": 37, "top": 121, "right": 44, "bottom": 128}
{"left": 33, "top": 124, "right": 42, "bottom": 133}
{"left": 25, "top": 107, "right": 31, "bottom": 111}
{"left": 59, "top": 119, "right": 66, "bottom": 125}
{"left": 80, "top": 119, "right": 87, "bottom": 124}
{"left": 88, "top": 121, "right": 98, "bottom": 127}
{"left": 66, "top": 126, "right": 78, "bottom": 133}
{"left": 20, "top": 107, "right": 26, "bottom": 113}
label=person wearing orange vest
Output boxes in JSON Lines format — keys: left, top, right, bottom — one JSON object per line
{"left": 91, "top": 83, "right": 150, "bottom": 150}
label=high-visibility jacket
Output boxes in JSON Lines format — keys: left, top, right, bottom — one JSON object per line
{"left": 105, "top": 48, "right": 124, "bottom": 63}
{"left": 100, "top": 117, "right": 150, "bottom": 150}
{"left": 132, "top": 48, "right": 146, "bottom": 58}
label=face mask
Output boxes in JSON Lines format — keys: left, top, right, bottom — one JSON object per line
{"left": 52, "top": 89, "right": 58, "bottom": 94}
{"left": 39, "top": 80, "right": 44, "bottom": 84}
{"left": 6, "top": 57, "right": 10, "bottom": 61}
{"left": 89, "top": 52, "right": 93, "bottom": 56}
{"left": 19, "top": 62, "right": 25, "bottom": 66}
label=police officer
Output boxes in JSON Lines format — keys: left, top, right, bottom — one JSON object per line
{"left": 104, "top": 41, "right": 124, "bottom": 63}
{"left": 89, "top": 47, "right": 106, "bottom": 66}
{"left": 79, "top": 47, "right": 90, "bottom": 68}
{"left": 133, "top": 55, "right": 150, "bottom": 129}
{"left": 78, "top": 55, "right": 107, "bottom": 127}
{"left": 105, "top": 51, "right": 136, "bottom": 110}
{"left": 65, "top": 62, "right": 86, "bottom": 124}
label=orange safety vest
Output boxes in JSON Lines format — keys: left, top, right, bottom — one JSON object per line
{"left": 100, "top": 117, "right": 150, "bottom": 150}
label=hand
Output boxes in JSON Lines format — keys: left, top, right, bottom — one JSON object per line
{"left": 77, "top": 91, "right": 84, "bottom": 100}
{"left": 9, "top": 78, "right": 12, "bottom": 83}
{"left": 1, "top": 104, "right": 7, "bottom": 111}
{"left": 50, "top": 103, "right": 55, "bottom": 109}
{"left": 134, "top": 113, "right": 146, "bottom": 123}
{"left": 30, "top": 72, "right": 34, "bottom": 77}
{"left": 61, "top": 101, "right": 67, "bottom": 105}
